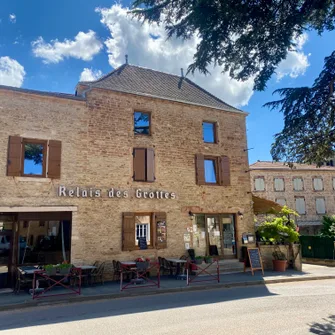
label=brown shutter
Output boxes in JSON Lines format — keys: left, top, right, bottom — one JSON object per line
{"left": 48, "top": 140, "right": 62, "bottom": 179}
{"left": 195, "top": 154, "right": 205, "bottom": 185}
{"left": 122, "top": 212, "right": 136, "bottom": 251}
{"left": 7, "top": 136, "right": 21, "bottom": 176}
{"left": 220, "top": 155, "right": 231, "bottom": 186}
{"left": 155, "top": 212, "right": 167, "bottom": 249}
{"left": 146, "top": 148, "right": 155, "bottom": 182}
{"left": 133, "top": 148, "right": 146, "bottom": 181}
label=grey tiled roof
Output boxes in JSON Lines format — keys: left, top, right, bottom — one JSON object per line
{"left": 0, "top": 84, "right": 85, "bottom": 101}
{"left": 78, "top": 64, "right": 244, "bottom": 113}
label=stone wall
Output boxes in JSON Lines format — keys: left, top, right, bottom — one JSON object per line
{"left": 259, "top": 244, "right": 302, "bottom": 271}
{"left": 0, "top": 87, "right": 254, "bottom": 273}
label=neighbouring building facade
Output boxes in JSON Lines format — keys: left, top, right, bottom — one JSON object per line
{"left": 250, "top": 161, "right": 335, "bottom": 235}
{"left": 0, "top": 64, "right": 254, "bottom": 288}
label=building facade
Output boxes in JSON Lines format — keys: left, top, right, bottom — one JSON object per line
{"left": 250, "top": 161, "right": 335, "bottom": 234}
{"left": 0, "top": 64, "right": 254, "bottom": 288}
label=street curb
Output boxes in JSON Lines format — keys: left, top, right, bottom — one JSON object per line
{"left": 1, "top": 275, "right": 334, "bottom": 312}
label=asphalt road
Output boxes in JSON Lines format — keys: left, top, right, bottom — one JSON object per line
{"left": 0, "top": 280, "right": 335, "bottom": 335}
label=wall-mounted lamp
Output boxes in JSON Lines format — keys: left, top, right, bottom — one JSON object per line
{"left": 238, "top": 211, "right": 244, "bottom": 219}
{"left": 188, "top": 211, "right": 194, "bottom": 218}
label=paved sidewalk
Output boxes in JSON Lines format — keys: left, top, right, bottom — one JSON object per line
{"left": 0, "top": 264, "right": 334, "bottom": 311}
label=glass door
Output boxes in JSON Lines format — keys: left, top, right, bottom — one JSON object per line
{"left": 206, "top": 215, "right": 222, "bottom": 256}
{"left": 221, "top": 215, "right": 236, "bottom": 258}
{"left": 0, "top": 219, "right": 13, "bottom": 289}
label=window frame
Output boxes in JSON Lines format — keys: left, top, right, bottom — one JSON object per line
{"left": 295, "top": 196, "right": 306, "bottom": 215}
{"left": 315, "top": 197, "right": 326, "bottom": 215}
{"left": 204, "top": 156, "right": 219, "bottom": 185}
{"left": 254, "top": 176, "right": 265, "bottom": 191}
{"left": 21, "top": 138, "right": 47, "bottom": 178}
{"left": 275, "top": 198, "right": 286, "bottom": 206}
{"left": 293, "top": 177, "right": 304, "bottom": 191}
{"left": 313, "top": 177, "right": 324, "bottom": 191}
{"left": 273, "top": 177, "right": 285, "bottom": 192}
{"left": 135, "top": 213, "right": 152, "bottom": 246}
{"left": 202, "top": 121, "right": 218, "bottom": 144}
{"left": 133, "top": 110, "right": 151, "bottom": 136}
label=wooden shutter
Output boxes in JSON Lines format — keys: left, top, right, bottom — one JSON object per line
{"left": 195, "top": 154, "right": 205, "bottom": 185}
{"left": 155, "top": 212, "right": 167, "bottom": 249}
{"left": 146, "top": 148, "right": 155, "bottom": 182}
{"left": 133, "top": 148, "right": 146, "bottom": 181}
{"left": 220, "top": 156, "right": 231, "bottom": 186}
{"left": 122, "top": 212, "right": 136, "bottom": 251}
{"left": 48, "top": 140, "right": 62, "bottom": 179}
{"left": 7, "top": 136, "right": 21, "bottom": 176}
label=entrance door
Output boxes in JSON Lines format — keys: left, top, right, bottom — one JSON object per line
{"left": 0, "top": 224, "right": 13, "bottom": 289}
{"left": 221, "top": 214, "right": 237, "bottom": 258}
{"left": 206, "top": 215, "right": 222, "bottom": 256}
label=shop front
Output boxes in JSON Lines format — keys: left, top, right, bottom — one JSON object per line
{"left": 0, "top": 210, "right": 72, "bottom": 289}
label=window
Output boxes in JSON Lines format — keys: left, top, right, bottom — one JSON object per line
{"left": 295, "top": 197, "right": 306, "bottom": 215}
{"left": 274, "top": 178, "right": 285, "bottom": 191}
{"left": 254, "top": 177, "right": 265, "bottom": 191}
{"left": 332, "top": 178, "right": 335, "bottom": 190}
{"left": 195, "top": 154, "right": 230, "bottom": 186}
{"left": 134, "top": 111, "right": 151, "bottom": 135}
{"left": 316, "top": 198, "right": 326, "bottom": 214}
{"left": 293, "top": 177, "right": 304, "bottom": 191}
{"left": 313, "top": 177, "right": 323, "bottom": 191}
{"left": 202, "top": 122, "right": 217, "bottom": 143}
{"left": 205, "top": 159, "right": 217, "bottom": 183}
{"left": 7, "top": 136, "right": 61, "bottom": 179}
{"left": 122, "top": 212, "right": 167, "bottom": 251}
{"left": 133, "top": 148, "right": 155, "bottom": 182}
{"left": 276, "top": 198, "right": 286, "bottom": 206}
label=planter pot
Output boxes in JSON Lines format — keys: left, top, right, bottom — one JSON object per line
{"left": 195, "top": 259, "right": 203, "bottom": 265}
{"left": 45, "top": 268, "right": 57, "bottom": 276}
{"left": 59, "top": 268, "right": 71, "bottom": 275}
{"left": 273, "top": 260, "right": 287, "bottom": 272}
{"left": 205, "top": 258, "right": 213, "bottom": 264}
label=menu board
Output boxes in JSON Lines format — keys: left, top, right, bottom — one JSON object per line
{"left": 138, "top": 237, "right": 148, "bottom": 250}
{"left": 247, "top": 248, "right": 264, "bottom": 275}
{"left": 156, "top": 220, "right": 166, "bottom": 244}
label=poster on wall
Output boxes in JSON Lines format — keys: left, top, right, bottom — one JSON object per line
{"left": 185, "top": 243, "right": 190, "bottom": 250}
{"left": 183, "top": 233, "right": 191, "bottom": 242}
{"left": 156, "top": 220, "right": 167, "bottom": 243}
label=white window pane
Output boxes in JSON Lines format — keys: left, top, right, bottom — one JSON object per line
{"left": 255, "top": 178, "right": 265, "bottom": 191}
{"left": 332, "top": 178, "right": 335, "bottom": 190}
{"left": 293, "top": 178, "right": 303, "bottom": 191}
{"left": 316, "top": 198, "right": 326, "bottom": 214}
{"left": 313, "top": 178, "right": 323, "bottom": 191}
{"left": 274, "top": 178, "right": 284, "bottom": 191}
{"left": 135, "top": 215, "right": 151, "bottom": 245}
{"left": 295, "top": 198, "right": 306, "bottom": 214}
{"left": 276, "top": 198, "right": 286, "bottom": 206}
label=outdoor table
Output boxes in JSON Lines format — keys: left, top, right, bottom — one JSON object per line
{"left": 165, "top": 258, "right": 187, "bottom": 278}
{"left": 120, "top": 261, "right": 136, "bottom": 266}
{"left": 76, "top": 265, "right": 97, "bottom": 285}
{"left": 77, "top": 265, "right": 97, "bottom": 270}
{"left": 31, "top": 268, "right": 82, "bottom": 299}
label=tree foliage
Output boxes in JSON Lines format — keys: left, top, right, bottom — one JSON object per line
{"left": 131, "top": 0, "right": 335, "bottom": 90}
{"left": 319, "top": 215, "right": 335, "bottom": 237}
{"left": 24, "top": 144, "right": 43, "bottom": 165}
{"left": 265, "top": 51, "right": 335, "bottom": 165}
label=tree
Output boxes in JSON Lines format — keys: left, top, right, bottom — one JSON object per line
{"left": 131, "top": 0, "right": 335, "bottom": 91}
{"left": 265, "top": 51, "right": 335, "bottom": 166}
{"left": 131, "top": 1, "right": 335, "bottom": 163}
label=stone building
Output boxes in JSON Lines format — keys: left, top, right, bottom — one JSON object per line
{"left": 250, "top": 161, "right": 335, "bottom": 235}
{"left": 0, "top": 64, "right": 254, "bottom": 288}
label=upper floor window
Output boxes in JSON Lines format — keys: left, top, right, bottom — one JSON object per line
{"left": 313, "top": 177, "right": 323, "bottom": 191}
{"left": 195, "top": 154, "right": 230, "bottom": 186}
{"left": 7, "top": 136, "right": 61, "bottom": 179}
{"left": 293, "top": 177, "right": 304, "bottom": 191}
{"left": 276, "top": 198, "right": 286, "bottom": 206}
{"left": 134, "top": 111, "right": 151, "bottom": 135}
{"left": 332, "top": 178, "right": 335, "bottom": 190}
{"left": 133, "top": 148, "right": 155, "bottom": 182}
{"left": 254, "top": 177, "right": 265, "bottom": 191}
{"left": 295, "top": 197, "right": 306, "bottom": 215}
{"left": 315, "top": 197, "right": 326, "bottom": 214}
{"left": 202, "top": 122, "right": 217, "bottom": 143}
{"left": 274, "top": 178, "right": 285, "bottom": 191}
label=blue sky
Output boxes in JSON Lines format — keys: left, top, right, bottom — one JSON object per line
{"left": 0, "top": 1, "right": 334, "bottom": 164}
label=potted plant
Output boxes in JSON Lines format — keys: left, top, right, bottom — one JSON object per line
{"left": 204, "top": 256, "right": 213, "bottom": 264}
{"left": 58, "top": 263, "right": 73, "bottom": 275}
{"left": 272, "top": 250, "right": 287, "bottom": 271}
{"left": 44, "top": 264, "right": 57, "bottom": 276}
{"left": 194, "top": 256, "right": 203, "bottom": 264}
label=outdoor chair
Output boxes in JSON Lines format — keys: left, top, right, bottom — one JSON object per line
{"left": 14, "top": 267, "right": 34, "bottom": 294}
{"left": 112, "top": 260, "right": 120, "bottom": 281}
{"left": 162, "top": 258, "right": 177, "bottom": 276}
{"left": 117, "top": 261, "right": 135, "bottom": 281}
{"left": 90, "top": 262, "right": 105, "bottom": 285}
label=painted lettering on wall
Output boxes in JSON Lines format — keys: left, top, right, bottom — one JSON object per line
{"left": 57, "top": 186, "right": 176, "bottom": 199}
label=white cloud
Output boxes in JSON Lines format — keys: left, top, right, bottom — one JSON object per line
{"left": 9, "top": 14, "right": 16, "bottom": 23}
{"left": 276, "top": 33, "right": 310, "bottom": 80}
{"left": 32, "top": 30, "right": 103, "bottom": 64}
{"left": 79, "top": 68, "right": 102, "bottom": 81}
{"left": 0, "top": 56, "right": 25, "bottom": 87}
{"left": 96, "top": 4, "right": 254, "bottom": 107}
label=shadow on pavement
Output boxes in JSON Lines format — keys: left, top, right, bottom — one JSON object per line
{"left": 0, "top": 283, "right": 276, "bottom": 331}
{"left": 310, "top": 315, "right": 335, "bottom": 334}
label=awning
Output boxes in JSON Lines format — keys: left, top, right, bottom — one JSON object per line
{"left": 252, "top": 195, "right": 283, "bottom": 214}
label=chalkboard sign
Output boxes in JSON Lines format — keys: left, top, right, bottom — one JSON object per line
{"left": 246, "top": 248, "right": 264, "bottom": 275}
{"left": 138, "top": 237, "right": 148, "bottom": 250}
